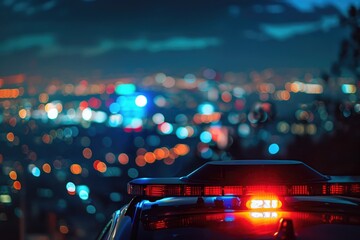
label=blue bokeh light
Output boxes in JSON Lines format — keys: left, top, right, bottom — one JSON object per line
{"left": 86, "top": 205, "right": 96, "bottom": 214}
{"left": 31, "top": 167, "right": 41, "bottom": 177}
{"left": 198, "top": 103, "right": 215, "bottom": 115}
{"left": 268, "top": 143, "right": 280, "bottom": 155}
{"left": 110, "top": 192, "right": 122, "bottom": 202}
{"left": 200, "top": 131, "right": 212, "bottom": 143}
{"left": 128, "top": 168, "right": 139, "bottom": 178}
{"left": 176, "top": 127, "right": 188, "bottom": 139}
{"left": 109, "top": 102, "right": 121, "bottom": 113}
{"left": 77, "top": 185, "right": 90, "bottom": 201}
{"left": 79, "top": 190, "right": 89, "bottom": 200}
{"left": 200, "top": 147, "right": 213, "bottom": 159}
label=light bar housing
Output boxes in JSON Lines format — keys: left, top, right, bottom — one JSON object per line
{"left": 128, "top": 182, "right": 360, "bottom": 197}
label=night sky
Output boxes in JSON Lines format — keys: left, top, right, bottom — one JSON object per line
{"left": 1, "top": 0, "right": 359, "bottom": 77}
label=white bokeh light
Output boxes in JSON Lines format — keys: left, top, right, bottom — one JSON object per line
{"left": 135, "top": 95, "right": 147, "bottom": 107}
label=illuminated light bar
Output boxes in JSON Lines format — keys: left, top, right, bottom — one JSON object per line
{"left": 329, "top": 184, "right": 346, "bottom": 195}
{"left": 127, "top": 184, "right": 144, "bottom": 196}
{"left": 290, "top": 185, "right": 309, "bottom": 195}
{"left": 223, "top": 186, "right": 243, "bottom": 196}
{"left": 350, "top": 183, "right": 360, "bottom": 193}
{"left": 184, "top": 186, "right": 202, "bottom": 196}
{"left": 327, "top": 214, "right": 344, "bottom": 224}
{"left": 322, "top": 183, "right": 360, "bottom": 196}
{"left": 246, "top": 199, "right": 282, "bottom": 210}
{"left": 244, "top": 185, "right": 287, "bottom": 196}
{"left": 322, "top": 184, "right": 327, "bottom": 195}
{"left": 127, "top": 182, "right": 360, "bottom": 197}
{"left": 145, "top": 185, "right": 182, "bottom": 197}
{"left": 204, "top": 186, "right": 222, "bottom": 196}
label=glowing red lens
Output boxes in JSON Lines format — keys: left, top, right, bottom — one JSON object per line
{"left": 290, "top": 185, "right": 309, "bottom": 195}
{"left": 350, "top": 183, "right": 360, "bottom": 193}
{"left": 145, "top": 185, "right": 182, "bottom": 197}
{"left": 204, "top": 186, "right": 222, "bottom": 196}
{"left": 329, "top": 184, "right": 346, "bottom": 195}
{"left": 184, "top": 186, "right": 202, "bottom": 196}
{"left": 223, "top": 186, "right": 243, "bottom": 195}
{"left": 244, "top": 185, "right": 287, "bottom": 195}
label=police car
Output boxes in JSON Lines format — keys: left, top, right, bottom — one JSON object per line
{"left": 97, "top": 160, "right": 360, "bottom": 240}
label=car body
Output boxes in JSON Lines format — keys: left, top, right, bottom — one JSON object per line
{"left": 97, "top": 160, "right": 360, "bottom": 240}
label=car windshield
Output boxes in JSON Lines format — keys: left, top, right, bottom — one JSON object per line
{"left": 136, "top": 196, "right": 360, "bottom": 239}
{"left": 138, "top": 210, "right": 360, "bottom": 240}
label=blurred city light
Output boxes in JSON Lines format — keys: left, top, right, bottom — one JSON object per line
{"left": 268, "top": 143, "right": 280, "bottom": 155}
{"left": 135, "top": 95, "right": 147, "bottom": 107}
{"left": 198, "top": 103, "right": 215, "bottom": 115}
{"left": 77, "top": 185, "right": 90, "bottom": 201}
{"left": 200, "top": 131, "right": 212, "bottom": 143}
{"left": 0, "top": 194, "right": 12, "bottom": 204}
{"left": 342, "top": 84, "right": 357, "bottom": 94}
{"left": 115, "top": 83, "right": 136, "bottom": 95}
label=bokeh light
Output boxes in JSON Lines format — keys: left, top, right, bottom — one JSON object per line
{"left": 128, "top": 168, "right": 139, "bottom": 178}
{"left": 135, "top": 95, "right": 147, "bottom": 107}
{"left": 200, "top": 131, "right": 212, "bottom": 143}
{"left": 70, "top": 164, "right": 82, "bottom": 175}
{"left": 268, "top": 143, "right": 280, "bottom": 155}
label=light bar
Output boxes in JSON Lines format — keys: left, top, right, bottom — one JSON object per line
{"left": 128, "top": 182, "right": 360, "bottom": 197}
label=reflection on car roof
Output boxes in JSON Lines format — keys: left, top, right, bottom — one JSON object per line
{"left": 205, "top": 160, "right": 303, "bottom": 165}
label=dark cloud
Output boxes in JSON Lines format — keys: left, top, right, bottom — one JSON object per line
{"left": 0, "top": 0, "right": 353, "bottom": 76}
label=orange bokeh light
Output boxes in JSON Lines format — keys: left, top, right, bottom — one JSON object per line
{"left": 9, "top": 171, "right": 17, "bottom": 180}
{"left": 82, "top": 148, "right": 92, "bottom": 159}
{"left": 154, "top": 148, "right": 166, "bottom": 160}
{"left": 144, "top": 152, "right": 156, "bottom": 163}
{"left": 135, "top": 155, "right": 146, "bottom": 167}
{"left": 118, "top": 153, "right": 129, "bottom": 165}
{"left": 42, "top": 163, "right": 52, "bottom": 173}
{"left": 173, "top": 144, "right": 190, "bottom": 156}
{"left": 6, "top": 132, "right": 15, "bottom": 142}
{"left": 18, "top": 109, "right": 27, "bottom": 119}
{"left": 59, "top": 225, "right": 69, "bottom": 234}
{"left": 13, "top": 181, "right": 21, "bottom": 190}
{"left": 93, "top": 160, "right": 107, "bottom": 173}
{"left": 70, "top": 164, "right": 82, "bottom": 175}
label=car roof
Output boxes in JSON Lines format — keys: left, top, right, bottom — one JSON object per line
{"left": 129, "top": 160, "right": 330, "bottom": 187}
{"left": 182, "top": 159, "right": 329, "bottom": 184}
{"left": 205, "top": 160, "right": 303, "bottom": 165}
